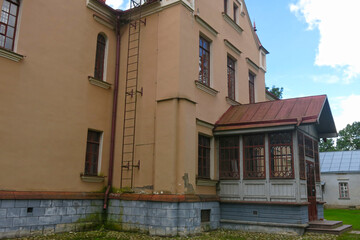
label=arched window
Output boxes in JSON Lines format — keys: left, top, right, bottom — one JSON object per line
{"left": 0, "top": 0, "right": 20, "bottom": 51}
{"left": 94, "top": 34, "right": 106, "bottom": 81}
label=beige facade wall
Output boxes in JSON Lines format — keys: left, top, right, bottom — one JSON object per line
{"left": 0, "top": 0, "right": 266, "bottom": 195}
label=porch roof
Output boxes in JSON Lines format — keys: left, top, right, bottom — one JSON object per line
{"left": 214, "top": 95, "right": 337, "bottom": 138}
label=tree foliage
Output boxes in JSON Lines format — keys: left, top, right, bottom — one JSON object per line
{"left": 266, "top": 85, "right": 283, "bottom": 99}
{"left": 336, "top": 121, "right": 360, "bottom": 151}
{"left": 319, "top": 138, "right": 336, "bottom": 152}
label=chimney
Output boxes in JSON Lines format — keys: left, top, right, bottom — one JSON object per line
{"left": 99, "top": 0, "right": 106, "bottom": 3}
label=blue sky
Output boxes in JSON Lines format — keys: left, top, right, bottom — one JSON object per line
{"left": 107, "top": 0, "right": 360, "bottom": 133}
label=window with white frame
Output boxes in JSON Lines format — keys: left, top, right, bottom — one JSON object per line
{"left": 339, "top": 182, "right": 349, "bottom": 199}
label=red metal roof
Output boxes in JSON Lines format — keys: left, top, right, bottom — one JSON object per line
{"left": 215, "top": 95, "right": 336, "bottom": 134}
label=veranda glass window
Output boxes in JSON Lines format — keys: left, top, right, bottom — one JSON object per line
{"left": 269, "top": 132, "right": 294, "bottom": 179}
{"left": 198, "top": 135, "right": 211, "bottom": 179}
{"left": 298, "top": 132, "right": 306, "bottom": 180}
{"left": 243, "top": 134, "right": 265, "bottom": 179}
{"left": 314, "top": 141, "right": 320, "bottom": 182}
{"left": 305, "top": 136, "right": 314, "bottom": 158}
{"left": 219, "top": 136, "right": 239, "bottom": 180}
{"left": 199, "top": 36, "right": 210, "bottom": 86}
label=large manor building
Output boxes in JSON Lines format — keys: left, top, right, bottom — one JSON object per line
{"left": 0, "top": 0, "right": 337, "bottom": 238}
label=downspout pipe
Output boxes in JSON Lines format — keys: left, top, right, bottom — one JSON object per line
{"left": 104, "top": 14, "right": 121, "bottom": 209}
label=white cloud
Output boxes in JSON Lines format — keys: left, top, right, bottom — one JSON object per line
{"left": 290, "top": 0, "right": 360, "bottom": 83}
{"left": 312, "top": 74, "right": 340, "bottom": 84}
{"left": 331, "top": 95, "right": 360, "bottom": 131}
{"left": 106, "top": 0, "right": 125, "bottom": 9}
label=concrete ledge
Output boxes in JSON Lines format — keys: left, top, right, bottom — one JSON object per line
{"left": 220, "top": 219, "right": 308, "bottom": 228}
{"left": 221, "top": 220, "right": 307, "bottom": 235}
{"left": 220, "top": 200, "right": 310, "bottom": 206}
{"left": 109, "top": 193, "right": 219, "bottom": 202}
{"left": 0, "top": 191, "right": 104, "bottom": 200}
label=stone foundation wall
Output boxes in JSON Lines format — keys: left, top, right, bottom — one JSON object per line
{"left": 317, "top": 204, "right": 324, "bottom": 219}
{"left": 0, "top": 199, "right": 103, "bottom": 239}
{"left": 107, "top": 200, "right": 220, "bottom": 236}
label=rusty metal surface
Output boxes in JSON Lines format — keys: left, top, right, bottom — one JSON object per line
{"left": 215, "top": 95, "right": 329, "bottom": 131}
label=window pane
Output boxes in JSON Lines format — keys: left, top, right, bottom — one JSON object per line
{"left": 4, "top": 37, "right": 12, "bottom": 49}
{"left": 2, "top": 1, "right": 10, "bottom": 12}
{"left": 0, "top": 24, "right": 5, "bottom": 34}
{"left": 0, "top": 35, "right": 5, "bottom": 47}
{"left": 8, "top": 14, "right": 15, "bottom": 27}
{"left": 10, "top": 3, "right": 17, "bottom": 16}
{"left": 6, "top": 26, "right": 13, "bottom": 38}
{"left": 0, "top": 12, "right": 9, "bottom": 24}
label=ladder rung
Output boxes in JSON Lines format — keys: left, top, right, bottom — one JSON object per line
{"left": 123, "top": 143, "right": 134, "bottom": 145}
{"left": 127, "top": 70, "right": 138, "bottom": 73}
{"left": 124, "top": 134, "right": 134, "bottom": 137}
{"left": 129, "top": 39, "right": 139, "bottom": 43}
{"left": 128, "top": 54, "right": 138, "bottom": 58}
{"left": 129, "top": 46, "right": 139, "bottom": 51}
{"left": 124, "top": 126, "right": 134, "bottom": 129}
{"left": 129, "top": 32, "right": 139, "bottom": 36}
{"left": 123, "top": 152, "right": 133, "bottom": 154}
{"left": 126, "top": 110, "right": 135, "bottom": 112}
{"left": 125, "top": 118, "right": 135, "bottom": 120}
{"left": 126, "top": 102, "right": 136, "bottom": 104}
{"left": 128, "top": 62, "right": 138, "bottom": 66}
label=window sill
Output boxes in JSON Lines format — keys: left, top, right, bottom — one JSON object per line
{"left": 196, "top": 178, "right": 218, "bottom": 187}
{"left": 226, "top": 97, "right": 241, "bottom": 106}
{"left": 0, "top": 47, "right": 24, "bottom": 62}
{"left": 339, "top": 198, "right": 350, "bottom": 200}
{"left": 222, "top": 13, "right": 243, "bottom": 34}
{"left": 195, "top": 80, "right": 219, "bottom": 96}
{"left": 88, "top": 76, "right": 112, "bottom": 89}
{"left": 80, "top": 174, "right": 105, "bottom": 183}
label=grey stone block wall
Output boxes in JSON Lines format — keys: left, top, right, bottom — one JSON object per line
{"left": 317, "top": 204, "right": 324, "bottom": 219}
{"left": 220, "top": 203, "right": 309, "bottom": 235}
{"left": 220, "top": 203, "right": 309, "bottom": 225}
{"left": 0, "top": 199, "right": 103, "bottom": 239}
{"left": 107, "top": 200, "right": 220, "bottom": 236}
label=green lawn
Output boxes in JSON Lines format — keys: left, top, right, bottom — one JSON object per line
{"left": 324, "top": 208, "right": 360, "bottom": 230}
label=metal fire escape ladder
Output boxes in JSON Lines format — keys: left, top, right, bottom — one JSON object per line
{"left": 120, "top": 0, "right": 146, "bottom": 189}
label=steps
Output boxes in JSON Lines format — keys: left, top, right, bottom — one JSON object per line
{"left": 307, "top": 220, "right": 352, "bottom": 235}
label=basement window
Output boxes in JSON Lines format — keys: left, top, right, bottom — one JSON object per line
{"left": 201, "top": 209, "right": 211, "bottom": 223}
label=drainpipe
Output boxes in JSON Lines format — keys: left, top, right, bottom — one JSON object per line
{"left": 104, "top": 15, "right": 121, "bottom": 209}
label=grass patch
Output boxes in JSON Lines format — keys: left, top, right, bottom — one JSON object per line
{"left": 324, "top": 208, "right": 360, "bottom": 230}
{"left": 17, "top": 229, "right": 338, "bottom": 240}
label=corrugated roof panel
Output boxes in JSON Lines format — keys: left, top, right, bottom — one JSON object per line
{"left": 274, "top": 99, "right": 297, "bottom": 119}
{"left": 320, "top": 150, "right": 360, "bottom": 173}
